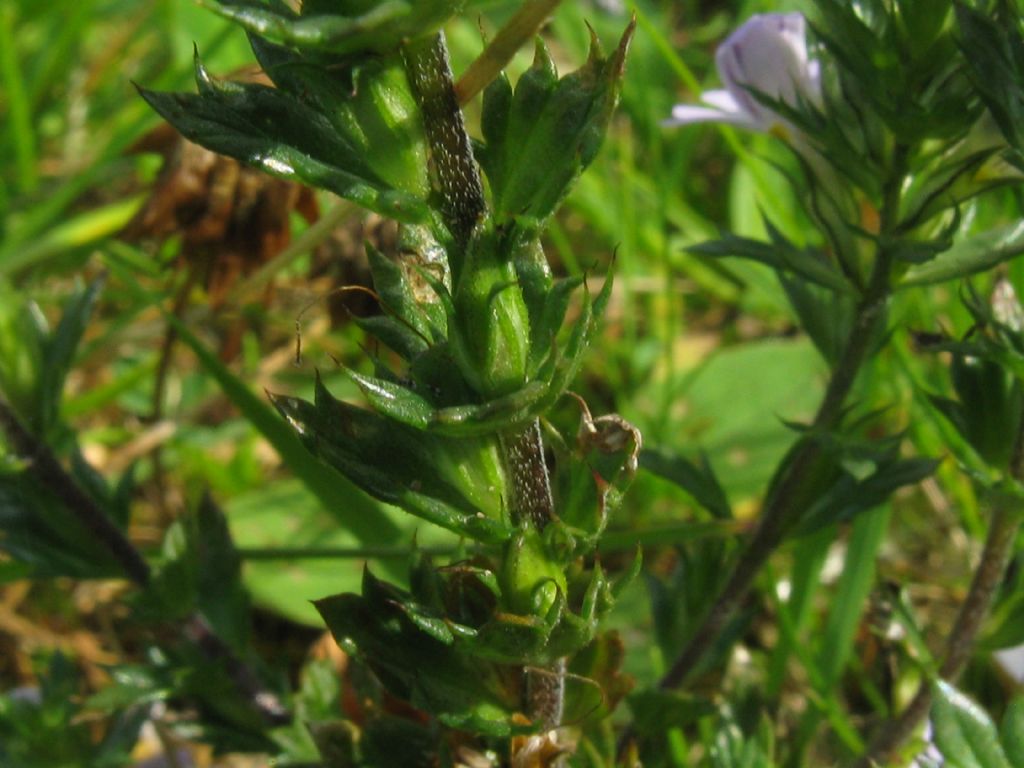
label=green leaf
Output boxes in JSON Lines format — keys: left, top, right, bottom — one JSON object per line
{"left": 315, "top": 571, "right": 518, "bottom": 737}
{"left": 931, "top": 680, "right": 1012, "bottom": 768}
{"left": 689, "top": 231, "right": 850, "bottom": 294}
{"left": 168, "top": 315, "right": 401, "bottom": 546}
{"left": 794, "top": 448, "right": 939, "bottom": 537}
{"left": 347, "top": 369, "right": 437, "bottom": 430}
{"left": 640, "top": 448, "right": 731, "bottom": 520}
{"left": 270, "top": 379, "right": 511, "bottom": 543}
{"left": 478, "top": 23, "right": 634, "bottom": 225}
{"left": 138, "top": 54, "right": 434, "bottom": 225}
{"left": 900, "top": 222, "right": 1024, "bottom": 287}
{"left": 204, "top": 0, "right": 460, "bottom": 56}
{"left": 0, "top": 285, "right": 45, "bottom": 425}
{"left": 1000, "top": 697, "right": 1024, "bottom": 767}
{"left": 39, "top": 277, "right": 103, "bottom": 435}
{"left": 0, "top": 471, "right": 125, "bottom": 580}
{"left": 248, "top": 37, "right": 430, "bottom": 199}
{"left": 193, "top": 495, "right": 251, "bottom": 651}
{"left": 815, "top": 505, "right": 890, "bottom": 689}
{"left": 956, "top": 2, "right": 1024, "bottom": 150}
{"left": 779, "top": 272, "right": 857, "bottom": 366}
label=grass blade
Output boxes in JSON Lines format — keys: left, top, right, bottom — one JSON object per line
{"left": 169, "top": 315, "right": 402, "bottom": 547}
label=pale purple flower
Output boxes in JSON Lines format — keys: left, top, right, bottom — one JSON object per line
{"left": 666, "top": 13, "right": 821, "bottom": 137}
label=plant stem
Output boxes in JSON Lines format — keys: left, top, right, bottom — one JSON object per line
{"left": 402, "top": 30, "right": 565, "bottom": 728}
{"left": 655, "top": 233, "right": 895, "bottom": 693}
{"left": 852, "top": 496, "right": 1022, "bottom": 765}
{"left": 618, "top": 148, "right": 909, "bottom": 757}
{"left": 454, "top": 0, "right": 563, "bottom": 105}
{"left": 502, "top": 419, "right": 556, "bottom": 530}
{"left": 505, "top": 421, "right": 564, "bottom": 728}
{"left": 403, "top": 31, "right": 485, "bottom": 248}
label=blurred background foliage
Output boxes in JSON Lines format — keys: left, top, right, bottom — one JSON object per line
{"left": 1, "top": 0, "right": 1023, "bottom": 765}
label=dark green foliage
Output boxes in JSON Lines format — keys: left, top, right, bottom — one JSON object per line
{"left": 139, "top": 52, "right": 435, "bottom": 225}
{"left": 478, "top": 24, "right": 634, "bottom": 227}
{"left": 956, "top": 1, "right": 1024, "bottom": 159}
{"left": 0, "top": 653, "right": 145, "bottom": 768}
{"left": 202, "top": 0, "right": 465, "bottom": 56}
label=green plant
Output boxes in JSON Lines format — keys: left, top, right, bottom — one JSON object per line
{"left": 3, "top": 1, "right": 1024, "bottom": 766}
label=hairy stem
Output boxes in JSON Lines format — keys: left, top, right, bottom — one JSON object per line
{"left": 403, "top": 30, "right": 564, "bottom": 728}
{"left": 502, "top": 419, "right": 555, "bottom": 530}
{"left": 455, "top": 0, "right": 564, "bottom": 105}
{"left": 403, "top": 31, "right": 485, "bottom": 247}
{"left": 503, "top": 420, "right": 564, "bottom": 726}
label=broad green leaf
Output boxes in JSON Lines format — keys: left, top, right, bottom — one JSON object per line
{"left": 168, "top": 315, "right": 401, "bottom": 546}
{"left": 931, "top": 680, "right": 1012, "bottom": 768}
{"left": 229, "top": 480, "right": 369, "bottom": 627}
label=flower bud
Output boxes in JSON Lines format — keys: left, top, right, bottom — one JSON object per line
{"left": 500, "top": 527, "right": 566, "bottom": 617}
{"left": 451, "top": 233, "right": 530, "bottom": 399}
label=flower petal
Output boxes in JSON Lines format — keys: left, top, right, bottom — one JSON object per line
{"left": 717, "top": 13, "right": 818, "bottom": 113}
{"left": 700, "top": 89, "right": 741, "bottom": 112}
{"left": 663, "top": 103, "right": 760, "bottom": 129}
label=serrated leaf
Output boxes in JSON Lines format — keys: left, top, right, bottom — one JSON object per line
{"left": 138, "top": 56, "right": 433, "bottom": 225}
{"left": 315, "top": 580, "right": 517, "bottom": 737}
{"left": 901, "top": 222, "right": 1024, "bottom": 287}
{"left": 249, "top": 36, "right": 429, "bottom": 198}
{"left": 270, "top": 380, "right": 511, "bottom": 543}
{"left": 931, "top": 680, "right": 1012, "bottom": 768}
{"left": 204, "top": 0, "right": 458, "bottom": 56}
{"left": 690, "top": 232, "right": 850, "bottom": 293}
{"left": 479, "top": 23, "right": 634, "bottom": 225}
{"left": 347, "top": 369, "right": 437, "bottom": 429}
